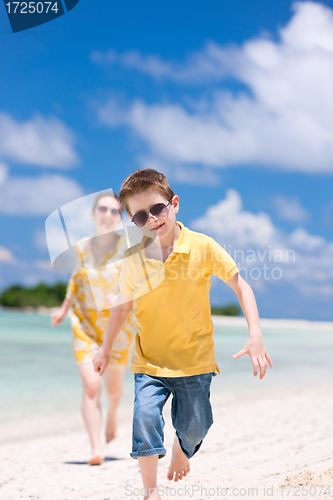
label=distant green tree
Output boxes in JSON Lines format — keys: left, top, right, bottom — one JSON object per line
{"left": 211, "top": 303, "right": 241, "bottom": 316}
{"left": 0, "top": 282, "right": 67, "bottom": 308}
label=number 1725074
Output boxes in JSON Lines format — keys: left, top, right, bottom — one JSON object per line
{"left": 5, "top": 2, "right": 59, "bottom": 14}
{"left": 279, "top": 485, "right": 331, "bottom": 496}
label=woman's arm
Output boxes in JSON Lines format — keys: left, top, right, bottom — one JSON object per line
{"left": 51, "top": 297, "right": 73, "bottom": 327}
{"left": 51, "top": 244, "right": 82, "bottom": 327}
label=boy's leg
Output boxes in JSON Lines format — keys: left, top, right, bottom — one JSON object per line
{"left": 131, "top": 374, "right": 170, "bottom": 459}
{"left": 131, "top": 374, "right": 171, "bottom": 497}
{"left": 167, "top": 434, "right": 190, "bottom": 482}
{"left": 137, "top": 456, "right": 161, "bottom": 500}
{"left": 168, "top": 373, "right": 214, "bottom": 479}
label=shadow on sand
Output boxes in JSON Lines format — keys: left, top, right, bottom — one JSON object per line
{"left": 64, "top": 456, "right": 124, "bottom": 465}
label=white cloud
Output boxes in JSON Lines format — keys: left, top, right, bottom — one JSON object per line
{"left": 91, "top": 40, "right": 237, "bottom": 84}
{"left": 272, "top": 195, "right": 310, "bottom": 223}
{"left": 0, "top": 113, "right": 79, "bottom": 168}
{"left": 190, "top": 189, "right": 333, "bottom": 297}
{"left": 0, "top": 162, "right": 8, "bottom": 186}
{"left": 34, "top": 230, "right": 48, "bottom": 251}
{"left": 322, "top": 199, "right": 333, "bottom": 227}
{"left": 192, "top": 189, "right": 276, "bottom": 248}
{"left": 289, "top": 227, "right": 325, "bottom": 251}
{"left": 0, "top": 173, "right": 85, "bottom": 215}
{"left": 0, "top": 246, "right": 14, "bottom": 263}
{"left": 91, "top": 49, "right": 173, "bottom": 80}
{"left": 295, "top": 282, "right": 333, "bottom": 297}
{"left": 96, "top": 2, "right": 333, "bottom": 174}
{"left": 34, "top": 260, "right": 53, "bottom": 271}
{"left": 138, "top": 157, "right": 221, "bottom": 186}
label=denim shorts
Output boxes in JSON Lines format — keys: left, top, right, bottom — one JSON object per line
{"left": 131, "top": 372, "right": 214, "bottom": 460}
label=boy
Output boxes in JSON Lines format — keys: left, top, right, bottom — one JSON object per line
{"left": 93, "top": 169, "right": 273, "bottom": 499}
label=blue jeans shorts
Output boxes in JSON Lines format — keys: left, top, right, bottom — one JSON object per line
{"left": 131, "top": 372, "right": 214, "bottom": 460}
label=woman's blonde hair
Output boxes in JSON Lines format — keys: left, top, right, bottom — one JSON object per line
{"left": 92, "top": 191, "right": 122, "bottom": 212}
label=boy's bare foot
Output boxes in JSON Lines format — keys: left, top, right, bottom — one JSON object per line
{"left": 105, "top": 411, "right": 117, "bottom": 443}
{"left": 143, "top": 488, "right": 161, "bottom": 500}
{"left": 88, "top": 455, "right": 103, "bottom": 466}
{"left": 167, "top": 434, "right": 190, "bottom": 482}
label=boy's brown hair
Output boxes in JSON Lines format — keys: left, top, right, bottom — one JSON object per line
{"left": 119, "top": 169, "right": 175, "bottom": 215}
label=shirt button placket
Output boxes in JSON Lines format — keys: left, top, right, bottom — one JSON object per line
{"left": 160, "top": 265, "right": 170, "bottom": 287}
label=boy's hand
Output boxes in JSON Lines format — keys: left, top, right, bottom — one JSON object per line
{"left": 233, "top": 337, "right": 273, "bottom": 379}
{"left": 93, "top": 346, "right": 110, "bottom": 376}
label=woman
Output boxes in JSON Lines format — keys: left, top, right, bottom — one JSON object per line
{"left": 51, "top": 192, "right": 134, "bottom": 465}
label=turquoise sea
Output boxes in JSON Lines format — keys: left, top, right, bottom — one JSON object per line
{"left": 1, "top": 311, "right": 333, "bottom": 440}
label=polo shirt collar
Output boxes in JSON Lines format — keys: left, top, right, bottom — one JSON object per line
{"left": 138, "top": 221, "right": 191, "bottom": 264}
{"left": 173, "top": 221, "right": 191, "bottom": 254}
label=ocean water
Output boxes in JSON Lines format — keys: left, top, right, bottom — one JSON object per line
{"left": 1, "top": 311, "right": 333, "bottom": 435}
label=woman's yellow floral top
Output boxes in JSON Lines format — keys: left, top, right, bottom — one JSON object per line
{"left": 66, "top": 236, "right": 135, "bottom": 369}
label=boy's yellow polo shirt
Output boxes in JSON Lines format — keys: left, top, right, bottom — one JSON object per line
{"left": 119, "top": 221, "right": 239, "bottom": 377}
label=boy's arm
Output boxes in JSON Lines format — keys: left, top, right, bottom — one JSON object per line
{"left": 92, "top": 293, "right": 133, "bottom": 376}
{"left": 226, "top": 272, "right": 273, "bottom": 379}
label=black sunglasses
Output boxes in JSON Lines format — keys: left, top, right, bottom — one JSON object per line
{"left": 97, "top": 206, "right": 121, "bottom": 216}
{"left": 131, "top": 200, "right": 172, "bottom": 227}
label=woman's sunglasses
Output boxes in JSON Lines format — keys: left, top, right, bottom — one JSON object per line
{"left": 131, "top": 200, "right": 172, "bottom": 227}
{"left": 97, "top": 206, "right": 121, "bottom": 216}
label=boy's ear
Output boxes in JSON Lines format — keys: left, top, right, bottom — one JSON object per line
{"left": 172, "top": 195, "right": 180, "bottom": 214}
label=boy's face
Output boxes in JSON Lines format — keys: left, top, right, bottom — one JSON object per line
{"left": 128, "top": 189, "right": 179, "bottom": 240}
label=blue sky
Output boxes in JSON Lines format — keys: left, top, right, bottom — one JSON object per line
{"left": 0, "top": 0, "right": 333, "bottom": 320}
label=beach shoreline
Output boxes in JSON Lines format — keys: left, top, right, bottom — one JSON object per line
{"left": 212, "top": 314, "right": 333, "bottom": 330}
{"left": 2, "top": 306, "right": 333, "bottom": 330}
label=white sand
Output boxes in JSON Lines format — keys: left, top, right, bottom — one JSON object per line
{"left": 2, "top": 383, "right": 333, "bottom": 500}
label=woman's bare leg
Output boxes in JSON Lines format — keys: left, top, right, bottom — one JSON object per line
{"left": 77, "top": 363, "right": 103, "bottom": 464}
{"left": 104, "top": 366, "right": 126, "bottom": 442}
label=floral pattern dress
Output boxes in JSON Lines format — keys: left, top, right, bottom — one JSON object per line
{"left": 66, "top": 236, "right": 135, "bottom": 370}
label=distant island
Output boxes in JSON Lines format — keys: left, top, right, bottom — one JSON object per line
{"left": 0, "top": 283, "right": 241, "bottom": 316}
{"left": 211, "top": 304, "right": 241, "bottom": 316}
{"left": 0, "top": 283, "right": 67, "bottom": 308}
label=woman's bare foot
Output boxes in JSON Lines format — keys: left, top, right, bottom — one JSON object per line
{"left": 88, "top": 444, "right": 103, "bottom": 466}
{"left": 88, "top": 455, "right": 103, "bottom": 466}
{"left": 105, "top": 411, "right": 117, "bottom": 443}
{"left": 167, "top": 434, "right": 190, "bottom": 482}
